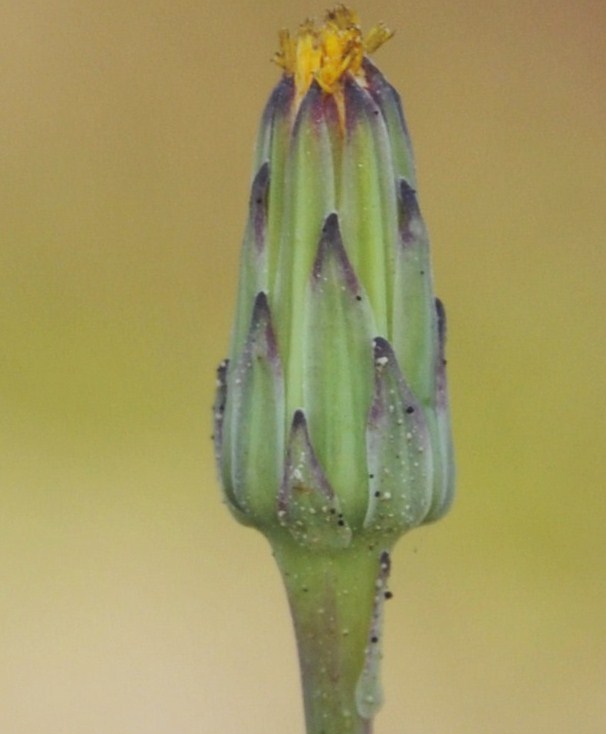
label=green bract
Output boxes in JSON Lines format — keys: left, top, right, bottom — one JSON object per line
{"left": 214, "top": 57, "right": 454, "bottom": 549}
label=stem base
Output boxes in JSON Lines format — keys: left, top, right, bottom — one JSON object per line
{"left": 270, "top": 535, "right": 392, "bottom": 734}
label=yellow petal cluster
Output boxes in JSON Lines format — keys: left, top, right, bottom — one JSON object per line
{"left": 274, "top": 5, "right": 393, "bottom": 98}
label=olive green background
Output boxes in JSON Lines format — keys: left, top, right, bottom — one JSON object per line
{"left": 2, "top": 1, "right": 605, "bottom": 732}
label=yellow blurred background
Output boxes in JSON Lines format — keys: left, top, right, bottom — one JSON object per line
{"left": 2, "top": 1, "right": 605, "bottom": 732}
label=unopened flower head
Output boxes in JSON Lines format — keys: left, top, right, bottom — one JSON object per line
{"left": 214, "top": 6, "right": 455, "bottom": 549}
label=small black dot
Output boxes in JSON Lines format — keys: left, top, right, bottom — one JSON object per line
{"left": 369, "top": 473, "right": 375, "bottom": 479}
{"left": 420, "top": 270, "right": 425, "bottom": 275}
{"left": 371, "top": 636, "right": 379, "bottom": 643}
{"left": 374, "top": 491, "right": 381, "bottom": 498}
{"left": 329, "top": 508, "right": 336, "bottom": 514}
{"left": 405, "top": 406, "right": 415, "bottom": 414}
{"left": 337, "top": 520, "right": 345, "bottom": 527}
{"left": 384, "top": 591, "right": 393, "bottom": 600}
{"left": 355, "top": 295, "right": 362, "bottom": 301}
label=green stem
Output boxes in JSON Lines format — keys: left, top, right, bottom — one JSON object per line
{"left": 270, "top": 534, "right": 392, "bottom": 734}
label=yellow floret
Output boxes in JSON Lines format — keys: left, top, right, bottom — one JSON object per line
{"left": 274, "top": 5, "right": 393, "bottom": 99}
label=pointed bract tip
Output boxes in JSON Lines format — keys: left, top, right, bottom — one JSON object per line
{"left": 278, "top": 404, "right": 352, "bottom": 549}
{"left": 312, "top": 213, "right": 360, "bottom": 294}
{"left": 250, "top": 163, "right": 270, "bottom": 252}
{"left": 363, "top": 56, "right": 410, "bottom": 133}
{"left": 398, "top": 178, "right": 420, "bottom": 218}
{"left": 435, "top": 297, "right": 447, "bottom": 348}
{"left": 372, "top": 336, "right": 393, "bottom": 364}
{"left": 343, "top": 76, "right": 381, "bottom": 132}
{"left": 248, "top": 291, "right": 280, "bottom": 364}
{"left": 292, "top": 408, "right": 307, "bottom": 430}
{"left": 261, "top": 74, "right": 295, "bottom": 123}
{"left": 292, "top": 79, "right": 324, "bottom": 136}
{"left": 322, "top": 211, "right": 340, "bottom": 237}
{"left": 398, "top": 177, "right": 426, "bottom": 247}
{"left": 251, "top": 161, "right": 270, "bottom": 198}
{"left": 434, "top": 298, "right": 448, "bottom": 407}
{"left": 252, "top": 290, "right": 270, "bottom": 319}
{"left": 312, "top": 215, "right": 341, "bottom": 279}
{"left": 362, "top": 57, "right": 394, "bottom": 95}
{"left": 399, "top": 177, "right": 417, "bottom": 202}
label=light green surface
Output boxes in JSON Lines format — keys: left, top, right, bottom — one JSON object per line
{"left": 2, "top": 2, "right": 605, "bottom": 732}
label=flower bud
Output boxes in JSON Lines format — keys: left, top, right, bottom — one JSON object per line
{"left": 214, "top": 6, "right": 454, "bottom": 548}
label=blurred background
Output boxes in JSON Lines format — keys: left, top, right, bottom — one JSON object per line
{"left": 1, "top": 1, "right": 605, "bottom": 732}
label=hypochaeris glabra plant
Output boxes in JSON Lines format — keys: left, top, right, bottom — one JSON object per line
{"left": 213, "top": 6, "right": 454, "bottom": 733}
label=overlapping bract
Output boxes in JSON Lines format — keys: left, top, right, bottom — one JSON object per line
{"left": 214, "top": 59, "right": 454, "bottom": 547}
